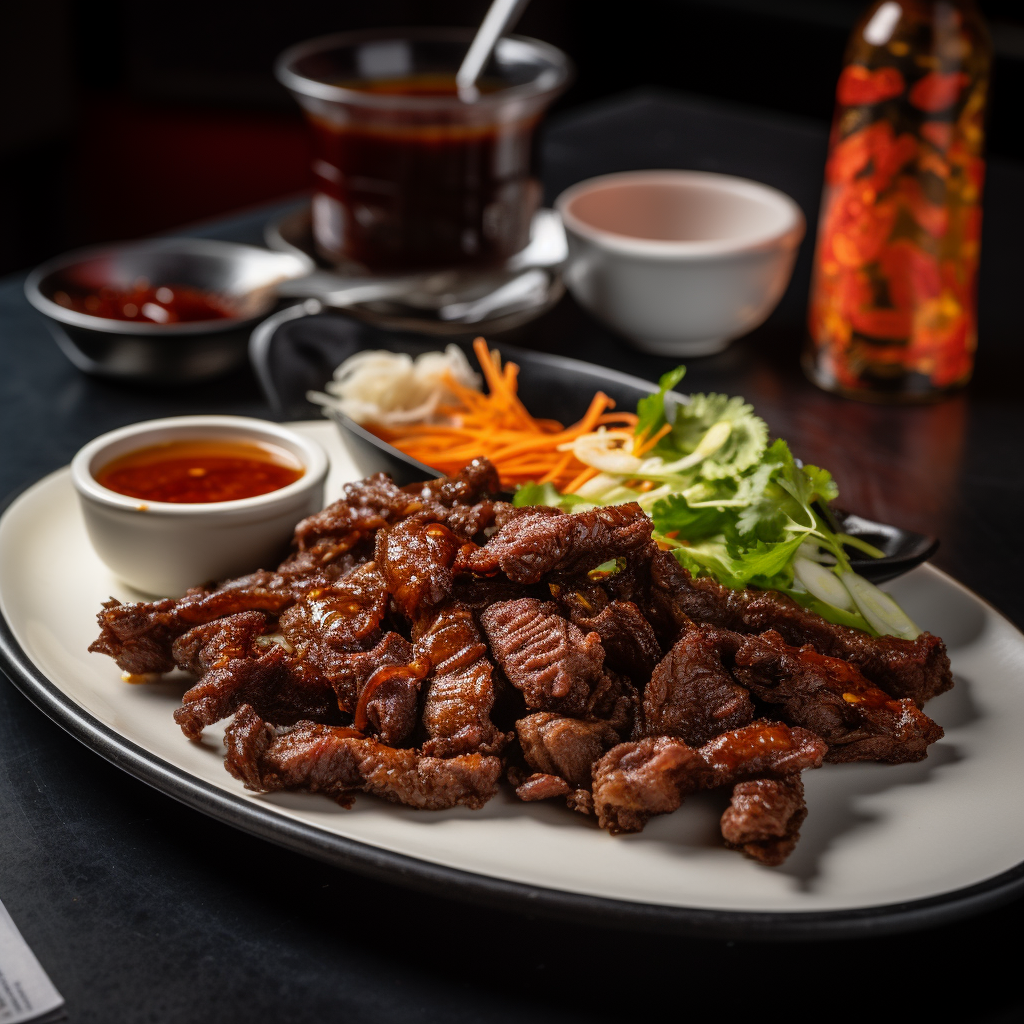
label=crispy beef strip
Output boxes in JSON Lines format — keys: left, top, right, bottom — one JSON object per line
{"left": 376, "top": 514, "right": 463, "bottom": 620}
{"left": 516, "top": 712, "right": 621, "bottom": 790}
{"left": 291, "top": 473, "right": 412, "bottom": 555}
{"left": 479, "top": 598, "right": 605, "bottom": 716}
{"left": 225, "top": 704, "right": 501, "bottom": 810}
{"left": 591, "top": 736, "right": 703, "bottom": 835}
{"left": 173, "top": 643, "right": 340, "bottom": 740}
{"left": 732, "top": 629, "right": 944, "bottom": 764}
{"left": 171, "top": 610, "right": 270, "bottom": 676}
{"left": 292, "top": 460, "right": 501, "bottom": 569}
{"left": 90, "top": 597, "right": 183, "bottom": 676}
{"left": 171, "top": 563, "right": 394, "bottom": 738}
{"left": 642, "top": 626, "right": 756, "bottom": 746}
{"left": 515, "top": 774, "right": 573, "bottom": 801}
{"left": 583, "top": 669, "right": 638, "bottom": 735}
{"left": 324, "top": 631, "right": 415, "bottom": 715}
{"left": 277, "top": 562, "right": 389, "bottom": 657}
{"left": 89, "top": 571, "right": 305, "bottom": 676}
{"left": 720, "top": 777, "right": 808, "bottom": 867}
{"left": 353, "top": 653, "right": 432, "bottom": 747}
{"left": 175, "top": 624, "right": 424, "bottom": 745}
{"left": 456, "top": 503, "right": 654, "bottom": 585}
{"left": 592, "top": 721, "right": 827, "bottom": 836}
{"left": 414, "top": 601, "right": 508, "bottom": 757}
{"left": 404, "top": 457, "right": 501, "bottom": 508}
{"left": 637, "top": 549, "right": 951, "bottom": 706}
{"left": 556, "top": 587, "right": 663, "bottom": 686}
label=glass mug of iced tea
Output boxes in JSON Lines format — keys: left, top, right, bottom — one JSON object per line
{"left": 276, "top": 29, "right": 571, "bottom": 274}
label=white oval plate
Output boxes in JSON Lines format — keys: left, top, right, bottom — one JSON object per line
{"left": 2, "top": 421, "right": 1022, "bottom": 939}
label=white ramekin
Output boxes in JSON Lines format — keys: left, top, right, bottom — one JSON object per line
{"left": 556, "top": 170, "right": 805, "bottom": 356}
{"left": 71, "top": 415, "right": 329, "bottom": 597}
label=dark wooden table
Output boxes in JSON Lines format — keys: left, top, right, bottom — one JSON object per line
{"left": 1, "top": 91, "right": 1021, "bottom": 1022}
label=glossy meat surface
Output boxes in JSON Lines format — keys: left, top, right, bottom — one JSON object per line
{"left": 456, "top": 503, "right": 654, "bottom": 584}
{"left": 592, "top": 722, "right": 827, "bottom": 835}
{"left": 480, "top": 598, "right": 605, "bottom": 715}
{"left": 721, "top": 777, "right": 808, "bottom": 866}
{"left": 88, "top": 457, "right": 952, "bottom": 865}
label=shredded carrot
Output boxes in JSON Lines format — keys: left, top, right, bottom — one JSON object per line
{"left": 634, "top": 423, "right": 672, "bottom": 458}
{"left": 365, "top": 338, "right": 639, "bottom": 490}
{"left": 563, "top": 466, "right": 600, "bottom": 493}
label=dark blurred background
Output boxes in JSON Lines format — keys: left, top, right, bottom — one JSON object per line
{"left": 3, "top": 0, "right": 1022, "bottom": 276}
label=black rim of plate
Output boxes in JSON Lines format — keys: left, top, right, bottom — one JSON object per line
{"left": 1, "top": 481, "right": 1023, "bottom": 942}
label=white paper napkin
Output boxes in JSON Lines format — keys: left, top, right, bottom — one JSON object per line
{"left": 0, "top": 900, "right": 64, "bottom": 1024}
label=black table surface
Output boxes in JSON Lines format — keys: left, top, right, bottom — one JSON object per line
{"left": 1, "top": 91, "right": 1021, "bottom": 1022}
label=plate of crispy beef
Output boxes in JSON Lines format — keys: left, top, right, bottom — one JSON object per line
{"left": 2, "top": 418, "right": 1024, "bottom": 940}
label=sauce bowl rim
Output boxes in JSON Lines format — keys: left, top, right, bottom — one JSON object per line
{"left": 71, "top": 415, "right": 329, "bottom": 516}
{"left": 556, "top": 169, "right": 806, "bottom": 259}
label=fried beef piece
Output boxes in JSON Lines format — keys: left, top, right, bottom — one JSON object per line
{"left": 641, "top": 550, "right": 951, "bottom": 705}
{"left": 225, "top": 704, "right": 501, "bottom": 810}
{"left": 288, "top": 474, "right": 418, "bottom": 569}
{"left": 697, "top": 721, "right": 827, "bottom": 786}
{"left": 170, "top": 563, "right": 396, "bottom": 738}
{"left": 325, "top": 631, "right": 415, "bottom": 715}
{"left": 516, "top": 712, "right": 621, "bottom": 790}
{"left": 405, "top": 457, "right": 501, "bottom": 507}
{"left": 353, "top": 652, "right": 431, "bottom": 748}
{"left": 171, "top": 610, "right": 270, "bottom": 676}
{"left": 90, "top": 597, "right": 182, "bottom": 675}
{"left": 376, "top": 514, "right": 463, "bottom": 619}
{"left": 583, "top": 669, "right": 638, "bottom": 735}
{"left": 732, "top": 630, "right": 943, "bottom": 764}
{"left": 277, "top": 562, "right": 389, "bottom": 659}
{"left": 515, "top": 774, "right": 572, "bottom": 801}
{"left": 293, "top": 461, "right": 500, "bottom": 568}
{"left": 720, "top": 777, "right": 808, "bottom": 866}
{"left": 592, "top": 721, "right": 826, "bottom": 836}
{"left": 591, "top": 736, "right": 703, "bottom": 835}
{"left": 562, "top": 595, "right": 663, "bottom": 685}
{"left": 90, "top": 571, "right": 299, "bottom": 675}
{"left": 415, "top": 601, "right": 507, "bottom": 757}
{"left": 479, "top": 598, "right": 605, "bottom": 716}
{"left": 457, "top": 503, "right": 654, "bottom": 585}
{"left": 643, "top": 626, "right": 755, "bottom": 746}
{"left": 173, "top": 641, "right": 339, "bottom": 740}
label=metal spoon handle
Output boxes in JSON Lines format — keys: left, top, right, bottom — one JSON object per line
{"left": 276, "top": 270, "right": 422, "bottom": 307}
{"left": 456, "top": 0, "right": 532, "bottom": 100}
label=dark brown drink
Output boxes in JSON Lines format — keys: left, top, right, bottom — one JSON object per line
{"left": 277, "top": 30, "right": 570, "bottom": 274}
{"left": 309, "top": 76, "right": 540, "bottom": 272}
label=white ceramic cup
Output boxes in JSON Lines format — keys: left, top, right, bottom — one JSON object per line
{"left": 71, "top": 416, "right": 329, "bottom": 597}
{"left": 556, "top": 170, "right": 805, "bottom": 356}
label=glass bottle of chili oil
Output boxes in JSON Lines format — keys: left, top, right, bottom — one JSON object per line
{"left": 804, "top": 0, "right": 991, "bottom": 401}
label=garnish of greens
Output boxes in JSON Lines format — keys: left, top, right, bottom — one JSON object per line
{"left": 514, "top": 366, "right": 921, "bottom": 639}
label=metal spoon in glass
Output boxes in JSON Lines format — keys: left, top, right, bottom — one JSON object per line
{"left": 455, "top": 0, "right": 533, "bottom": 101}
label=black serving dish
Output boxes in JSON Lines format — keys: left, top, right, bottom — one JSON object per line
{"left": 250, "top": 304, "right": 938, "bottom": 583}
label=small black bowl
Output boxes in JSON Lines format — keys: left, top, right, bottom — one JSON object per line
{"left": 250, "top": 304, "right": 938, "bottom": 583}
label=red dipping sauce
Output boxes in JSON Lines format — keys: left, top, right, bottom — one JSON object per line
{"left": 96, "top": 440, "right": 304, "bottom": 503}
{"left": 53, "top": 283, "right": 236, "bottom": 324}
